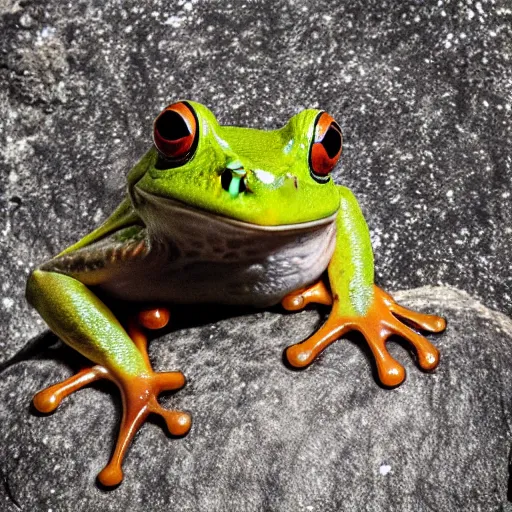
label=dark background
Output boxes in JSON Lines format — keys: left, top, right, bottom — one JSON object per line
{"left": 0, "top": 0, "right": 511, "bottom": 510}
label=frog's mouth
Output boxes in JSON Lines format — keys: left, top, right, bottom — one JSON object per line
{"left": 132, "top": 186, "right": 337, "bottom": 233}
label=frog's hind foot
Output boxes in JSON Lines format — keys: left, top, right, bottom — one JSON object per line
{"left": 32, "top": 364, "right": 190, "bottom": 487}
{"left": 33, "top": 306, "right": 191, "bottom": 488}
{"left": 284, "top": 286, "right": 446, "bottom": 387}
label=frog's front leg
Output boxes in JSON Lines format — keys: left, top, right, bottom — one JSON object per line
{"left": 283, "top": 186, "right": 446, "bottom": 387}
{"left": 27, "top": 270, "right": 191, "bottom": 486}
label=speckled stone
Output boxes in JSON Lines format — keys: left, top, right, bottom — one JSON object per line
{"left": 1, "top": 287, "right": 512, "bottom": 511}
{"left": 1, "top": 0, "right": 511, "bottom": 510}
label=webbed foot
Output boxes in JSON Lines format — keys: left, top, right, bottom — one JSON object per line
{"left": 32, "top": 307, "right": 191, "bottom": 487}
{"left": 284, "top": 285, "right": 446, "bottom": 387}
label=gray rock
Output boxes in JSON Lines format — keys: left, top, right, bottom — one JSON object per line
{"left": 2, "top": 286, "right": 512, "bottom": 511}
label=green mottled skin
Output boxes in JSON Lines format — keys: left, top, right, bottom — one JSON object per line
{"left": 26, "top": 101, "right": 374, "bottom": 381}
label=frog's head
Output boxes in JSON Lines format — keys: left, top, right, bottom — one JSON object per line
{"left": 129, "top": 101, "right": 342, "bottom": 227}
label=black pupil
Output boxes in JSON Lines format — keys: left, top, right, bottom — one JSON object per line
{"left": 321, "top": 124, "right": 342, "bottom": 158}
{"left": 155, "top": 110, "right": 190, "bottom": 140}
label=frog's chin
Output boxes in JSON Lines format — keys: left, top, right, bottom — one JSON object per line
{"left": 132, "top": 186, "right": 337, "bottom": 233}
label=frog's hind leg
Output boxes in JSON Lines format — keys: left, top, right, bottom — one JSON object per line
{"left": 27, "top": 270, "right": 191, "bottom": 487}
{"left": 100, "top": 308, "right": 192, "bottom": 487}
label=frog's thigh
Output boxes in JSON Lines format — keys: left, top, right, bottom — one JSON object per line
{"left": 26, "top": 269, "right": 148, "bottom": 377}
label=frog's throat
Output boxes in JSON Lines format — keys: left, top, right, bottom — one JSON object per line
{"left": 131, "top": 186, "right": 338, "bottom": 233}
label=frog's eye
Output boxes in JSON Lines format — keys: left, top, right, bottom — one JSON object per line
{"left": 153, "top": 102, "right": 198, "bottom": 162}
{"left": 309, "top": 112, "right": 342, "bottom": 183}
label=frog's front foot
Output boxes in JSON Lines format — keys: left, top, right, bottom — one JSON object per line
{"left": 32, "top": 308, "right": 191, "bottom": 487}
{"left": 284, "top": 285, "right": 446, "bottom": 387}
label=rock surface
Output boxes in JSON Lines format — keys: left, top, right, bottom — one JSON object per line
{"left": 1, "top": 286, "right": 512, "bottom": 511}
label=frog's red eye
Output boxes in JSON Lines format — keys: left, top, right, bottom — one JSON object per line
{"left": 309, "top": 112, "right": 342, "bottom": 183}
{"left": 153, "top": 102, "right": 198, "bottom": 161}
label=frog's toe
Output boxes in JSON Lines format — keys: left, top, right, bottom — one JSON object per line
{"left": 388, "top": 321, "right": 440, "bottom": 371}
{"left": 97, "top": 463, "right": 124, "bottom": 488}
{"left": 284, "top": 310, "right": 350, "bottom": 367}
{"left": 33, "top": 365, "right": 108, "bottom": 413}
{"left": 390, "top": 300, "right": 446, "bottom": 333}
{"left": 285, "top": 344, "right": 314, "bottom": 367}
{"left": 126, "top": 307, "right": 171, "bottom": 369}
{"left": 137, "top": 307, "right": 170, "bottom": 330}
{"left": 151, "top": 401, "right": 192, "bottom": 436}
{"left": 281, "top": 280, "right": 332, "bottom": 311}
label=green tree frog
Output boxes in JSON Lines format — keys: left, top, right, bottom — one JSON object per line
{"left": 27, "top": 101, "right": 446, "bottom": 486}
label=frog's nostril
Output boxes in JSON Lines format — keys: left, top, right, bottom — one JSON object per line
{"left": 221, "top": 170, "right": 233, "bottom": 192}
{"left": 221, "top": 169, "right": 247, "bottom": 197}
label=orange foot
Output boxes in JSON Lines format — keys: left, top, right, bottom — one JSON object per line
{"left": 283, "top": 284, "right": 446, "bottom": 387}
{"left": 32, "top": 307, "right": 191, "bottom": 487}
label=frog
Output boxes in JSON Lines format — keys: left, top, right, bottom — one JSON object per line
{"left": 26, "top": 101, "right": 446, "bottom": 487}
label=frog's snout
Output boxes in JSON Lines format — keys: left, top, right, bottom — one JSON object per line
{"left": 220, "top": 161, "right": 248, "bottom": 198}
